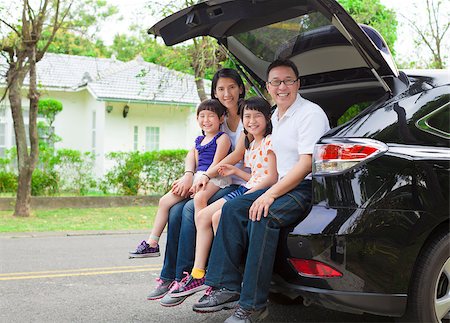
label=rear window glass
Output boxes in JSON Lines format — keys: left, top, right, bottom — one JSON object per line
{"left": 234, "top": 12, "right": 331, "bottom": 62}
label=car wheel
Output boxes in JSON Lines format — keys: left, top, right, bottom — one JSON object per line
{"left": 404, "top": 231, "right": 450, "bottom": 323}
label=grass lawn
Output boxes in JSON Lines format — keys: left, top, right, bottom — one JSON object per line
{"left": 0, "top": 206, "right": 158, "bottom": 232}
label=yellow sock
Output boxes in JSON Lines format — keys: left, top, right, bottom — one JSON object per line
{"left": 191, "top": 268, "right": 205, "bottom": 279}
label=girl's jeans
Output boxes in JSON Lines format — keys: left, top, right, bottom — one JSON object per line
{"left": 160, "top": 185, "right": 238, "bottom": 282}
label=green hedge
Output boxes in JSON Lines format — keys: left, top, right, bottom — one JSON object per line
{"left": 100, "top": 150, "right": 187, "bottom": 195}
{"left": 0, "top": 149, "right": 187, "bottom": 196}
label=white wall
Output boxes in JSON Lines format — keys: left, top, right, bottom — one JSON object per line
{"left": 2, "top": 87, "right": 201, "bottom": 177}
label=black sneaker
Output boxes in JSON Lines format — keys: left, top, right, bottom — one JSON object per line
{"left": 192, "top": 287, "right": 240, "bottom": 313}
{"left": 224, "top": 305, "right": 269, "bottom": 322}
{"left": 129, "top": 240, "right": 160, "bottom": 258}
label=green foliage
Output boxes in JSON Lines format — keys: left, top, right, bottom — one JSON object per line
{"left": 38, "top": 97, "right": 63, "bottom": 120}
{"left": 40, "top": 29, "right": 111, "bottom": 57}
{"left": 338, "top": 102, "right": 371, "bottom": 125}
{"left": 0, "top": 172, "right": 17, "bottom": 193}
{"left": 31, "top": 169, "right": 59, "bottom": 196}
{"left": 338, "top": 0, "right": 398, "bottom": 56}
{"left": 101, "top": 150, "right": 187, "bottom": 196}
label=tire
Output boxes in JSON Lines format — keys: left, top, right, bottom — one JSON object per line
{"left": 403, "top": 231, "right": 450, "bottom": 323}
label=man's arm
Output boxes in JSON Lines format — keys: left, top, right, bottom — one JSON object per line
{"left": 248, "top": 154, "right": 312, "bottom": 221}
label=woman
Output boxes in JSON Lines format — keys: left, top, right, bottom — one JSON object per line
{"left": 145, "top": 68, "right": 248, "bottom": 307}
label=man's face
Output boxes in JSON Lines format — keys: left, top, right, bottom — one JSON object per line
{"left": 266, "top": 65, "right": 300, "bottom": 110}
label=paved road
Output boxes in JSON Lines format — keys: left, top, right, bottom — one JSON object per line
{"left": 0, "top": 231, "right": 394, "bottom": 322}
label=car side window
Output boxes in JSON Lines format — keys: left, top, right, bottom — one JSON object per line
{"left": 416, "top": 102, "right": 449, "bottom": 140}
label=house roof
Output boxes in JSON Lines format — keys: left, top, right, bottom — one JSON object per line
{"left": 0, "top": 53, "right": 207, "bottom": 105}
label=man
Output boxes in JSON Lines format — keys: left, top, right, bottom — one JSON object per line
{"left": 192, "top": 58, "right": 330, "bottom": 322}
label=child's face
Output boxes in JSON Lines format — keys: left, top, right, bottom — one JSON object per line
{"left": 243, "top": 108, "right": 267, "bottom": 138}
{"left": 197, "top": 110, "right": 222, "bottom": 135}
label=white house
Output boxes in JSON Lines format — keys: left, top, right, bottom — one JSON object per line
{"left": 0, "top": 53, "right": 208, "bottom": 176}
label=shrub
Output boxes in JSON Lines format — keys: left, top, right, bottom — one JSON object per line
{"left": 0, "top": 171, "right": 17, "bottom": 193}
{"left": 51, "top": 149, "right": 97, "bottom": 195}
{"left": 101, "top": 150, "right": 187, "bottom": 195}
{"left": 31, "top": 169, "right": 59, "bottom": 196}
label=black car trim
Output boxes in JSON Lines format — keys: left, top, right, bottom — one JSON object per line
{"left": 271, "top": 274, "right": 407, "bottom": 317}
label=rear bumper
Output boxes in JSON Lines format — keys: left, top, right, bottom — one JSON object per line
{"left": 270, "top": 274, "right": 407, "bottom": 317}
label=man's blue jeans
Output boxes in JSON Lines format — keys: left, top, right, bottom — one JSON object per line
{"left": 205, "top": 180, "right": 312, "bottom": 310}
{"left": 160, "top": 185, "right": 238, "bottom": 282}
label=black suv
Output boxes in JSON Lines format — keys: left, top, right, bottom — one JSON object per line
{"left": 149, "top": 0, "right": 450, "bottom": 321}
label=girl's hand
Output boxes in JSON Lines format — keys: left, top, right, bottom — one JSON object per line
{"left": 249, "top": 192, "right": 275, "bottom": 221}
{"left": 191, "top": 173, "right": 210, "bottom": 193}
{"left": 218, "top": 164, "right": 237, "bottom": 176}
{"left": 171, "top": 173, "right": 194, "bottom": 198}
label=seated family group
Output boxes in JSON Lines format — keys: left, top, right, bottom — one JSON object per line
{"left": 129, "top": 58, "right": 330, "bottom": 322}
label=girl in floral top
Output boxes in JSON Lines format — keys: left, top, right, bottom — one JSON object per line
{"left": 168, "top": 97, "right": 278, "bottom": 298}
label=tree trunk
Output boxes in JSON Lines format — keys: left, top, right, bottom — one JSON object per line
{"left": 195, "top": 77, "right": 207, "bottom": 102}
{"left": 9, "top": 68, "right": 33, "bottom": 217}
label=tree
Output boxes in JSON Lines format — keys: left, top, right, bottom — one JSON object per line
{"left": 0, "top": 0, "right": 115, "bottom": 217}
{"left": 401, "top": 0, "right": 449, "bottom": 68}
{"left": 41, "top": 0, "right": 118, "bottom": 57}
{"left": 338, "top": 0, "right": 398, "bottom": 56}
{"left": 144, "top": 0, "right": 226, "bottom": 101}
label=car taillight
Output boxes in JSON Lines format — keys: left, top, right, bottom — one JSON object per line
{"left": 288, "top": 258, "right": 343, "bottom": 278}
{"left": 313, "top": 139, "right": 387, "bottom": 175}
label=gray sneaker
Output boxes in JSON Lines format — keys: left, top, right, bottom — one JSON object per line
{"left": 160, "top": 291, "right": 188, "bottom": 307}
{"left": 224, "top": 305, "right": 269, "bottom": 322}
{"left": 192, "top": 287, "right": 240, "bottom": 313}
{"left": 146, "top": 278, "right": 173, "bottom": 300}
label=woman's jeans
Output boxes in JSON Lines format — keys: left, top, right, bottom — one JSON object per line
{"left": 205, "top": 180, "right": 312, "bottom": 310}
{"left": 160, "top": 185, "right": 238, "bottom": 282}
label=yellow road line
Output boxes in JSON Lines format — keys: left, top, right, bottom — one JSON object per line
{"left": 0, "top": 265, "right": 162, "bottom": 281}
{"left": 0, "top": 264, "right": 161, "bottom": 276}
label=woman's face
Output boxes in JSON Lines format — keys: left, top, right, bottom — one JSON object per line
{"left": 214, "top": 77, "right": 242, "bottom": 113}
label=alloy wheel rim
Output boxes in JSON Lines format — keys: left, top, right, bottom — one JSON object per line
{"left": 435, "top": 257, "right": 450, "bottom": 321}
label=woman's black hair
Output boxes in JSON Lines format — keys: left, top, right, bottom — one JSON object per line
{"left": 197, "top": 99, "right": 227, "bottom": 135}
{"left": 211, "top": 68, "right": 246, "bottom": 113}
{"left": 240, "top": 97, "right": 273, "bottom": 149}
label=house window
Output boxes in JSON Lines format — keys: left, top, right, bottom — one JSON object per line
{"left": 145, "top": 126, "right": 159, "bottom": 151}
{"left": 91, "top": 111, "right": 96, "bottom": 155}
{"left": 134, "top": 126, "right": 138, "bottom": 151}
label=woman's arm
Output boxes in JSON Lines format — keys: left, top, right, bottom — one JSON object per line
{"left": 206, "top": 132, "right": 247, "bottom": 178}
{"left": 194, "top": 132, "right": 247, "bottom": 192}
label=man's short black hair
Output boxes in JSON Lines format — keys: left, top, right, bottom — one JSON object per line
{"left": 266, "top": 59, "right": 299, "bottom": 79}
